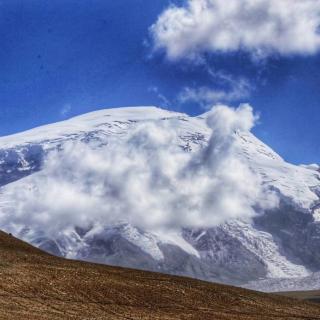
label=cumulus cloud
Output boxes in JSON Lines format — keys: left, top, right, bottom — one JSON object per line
{"left": 151, "top": 0, "right": 320, "bottom": 60}
{"left": 0, "top": 105, "right": 278, "bottom": 236}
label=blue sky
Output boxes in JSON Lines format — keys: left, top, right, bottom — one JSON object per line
{"left": 0, "top": 0, "right": 319, "bottom": 165}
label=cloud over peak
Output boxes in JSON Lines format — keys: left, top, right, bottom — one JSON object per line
{"left": 0, "top": 105, "right": 277, "bottom": 235}
{"left": 151, "top": 0, "right": 320, "bottom": 60}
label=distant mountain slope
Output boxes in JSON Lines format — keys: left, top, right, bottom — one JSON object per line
{"left": 0, "top": 230, "right": 319, "bottom": 320}
{"left": 245, "top": 271, "right": 320, "bottom": 292}
{"left": 0, "top": 106, "right": 319, "bottom": 291}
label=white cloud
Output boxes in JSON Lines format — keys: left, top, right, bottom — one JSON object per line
{"left": 178, "top": 72, "right": 251, "bottom": 107}
{"left": 60, "top": 104, "right": 72, "bottom": 117}
{"left": 0, "top": 105, "right": 278, "bottom": 236}
{"left": 151, "top": 0, "right": 320, "bottom": 60}
{"left": 148, "top": 86, "right": 171, "bottom": 107}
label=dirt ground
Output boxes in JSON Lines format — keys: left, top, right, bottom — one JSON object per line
{"left": 0, "top": 230, "right": 319, "bottom": 319}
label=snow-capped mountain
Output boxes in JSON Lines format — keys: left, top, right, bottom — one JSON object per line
{"left": 0, "top": 106, "right": 319, "bottom": 292}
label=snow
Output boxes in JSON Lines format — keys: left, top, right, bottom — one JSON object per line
{"left": 222, "top": 221, "right": 310, "bottom": 279}
{"left": 234, "top": 131, "right": 320, "bottom": 211}
{"left": 155, "top": 229, "right": 200, "bottom": 258}
{"left": 120, "top": 224, "right": 164, "bottom": 261}
{"left": 300, "top": 163, "right": 320, "bottom": 171}
{"left": 244, "top": 272, "right": 320, "bottom": 292}
{"left": 0, "top": 107, "right": 183, "bottom": 149}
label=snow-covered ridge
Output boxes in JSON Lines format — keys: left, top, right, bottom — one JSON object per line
{"left": 0, "top": 107, "right": 183, "bottom": 149}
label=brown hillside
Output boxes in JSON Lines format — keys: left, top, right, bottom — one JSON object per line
{"left": 0, "top": 230, "right": 319, "bottom": 319}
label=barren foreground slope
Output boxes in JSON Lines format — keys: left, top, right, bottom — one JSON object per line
{"left": 0, "top": 231, "right": 319, "bottom": 319}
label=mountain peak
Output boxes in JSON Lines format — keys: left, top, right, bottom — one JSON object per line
{"left": 0, "top": 105, "right": 319, "bottom": 292}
